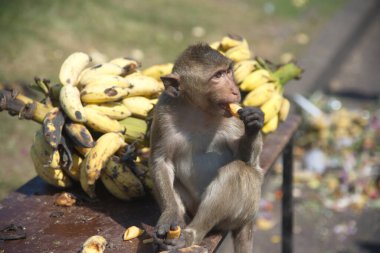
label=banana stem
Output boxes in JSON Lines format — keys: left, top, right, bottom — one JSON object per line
{"left": 273, "top": 62, "right": 303, "bottom": 86}
{"left": 0, "top": 87, "right": 52, "bottom": 124}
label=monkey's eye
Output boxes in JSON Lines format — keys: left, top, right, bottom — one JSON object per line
{"left": 212, "top": 70, "right": 224, "bottom": 80}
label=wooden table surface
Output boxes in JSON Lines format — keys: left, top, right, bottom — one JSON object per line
{"left": 0, "top": 115, "right": 301, "bottom": 253}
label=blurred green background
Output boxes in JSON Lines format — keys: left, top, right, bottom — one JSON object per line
{"left": 0, "top": 0, "right": 347, "bottom": 199}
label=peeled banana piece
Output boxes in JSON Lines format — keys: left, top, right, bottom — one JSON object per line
{"left": 81, "top": 235, "right": 107, "bottom": 253}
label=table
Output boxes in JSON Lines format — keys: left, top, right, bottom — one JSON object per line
{"left": 0, "top": 115, "right": 301, "bottom": 253}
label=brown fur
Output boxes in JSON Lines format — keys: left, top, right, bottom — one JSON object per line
{"left": 149, "top": 44, "right": 263, "bottom": 252}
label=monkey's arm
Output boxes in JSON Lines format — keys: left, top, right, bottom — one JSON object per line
{"left": 237, "top": 107, "right": 264, "bottom": 167}
{"left": 149, "top": 118, "right": 187, "bottom": 241}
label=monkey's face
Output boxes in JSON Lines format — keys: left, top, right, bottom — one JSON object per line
{"left": 204, "top": 64, "right": 241, "bottom": 117}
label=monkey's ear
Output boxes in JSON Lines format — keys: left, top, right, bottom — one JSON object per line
{"left": 161, "top": 73, "right": 181, "bottom": 97}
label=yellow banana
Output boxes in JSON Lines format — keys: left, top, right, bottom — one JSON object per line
{"left": 167, "top": 225, "right": 181, "bottom": 240}
{"left": 85, "top": 102, "right": 131, "bottom": 120}
{"left": 122, "top": 96, "right": 154, "bottom": 118}
{"left": 81, "top": 235, "right": 107, "bottom": 253}
{"left": 60, "top": 84, "right": 87, "bottom": 122}
{"left": 78, "top": 63, "right": 130, "bottom": 85}
{"left": 243, "top": 82, "right": 277, "bottom": 107}
{"left": 64, "top": 121, "right": 95, "bottom": 148}
{"left": 262, "top": 115, "right": 279, "bottom": 134}
{"left": 224, "top": 44, "right": 251, "bottom": 62}
{"left": 240, "top": 69, "right": 271, "bottom": 92}
{"left": 80, "top": 132, "right": 126, "bottom": 197}
{"left": 84, "top": 107, "right": 126, "bottom": 133}
{"left": 80, "top": 83, "right": 131, "bottom": 104}
{"left": 102, "top": 156, "right": 145, "bottom": 200}
{"left": 123, "top": 226, "right": 145, "bottom": 240}
{"left": 124, "top": 74, "right": 164, "bottom": 98}
{"left": 279, "top": 98, "right": 290, "bottom": 122}
{"left": 131, "top": 163, "right": 154, "bottom": 192}
{"left": 228, "top": 103, "right": 242, "bottom": 118}
{"left": 74, "top": 145, "right": 91, "bottom": 157}
{"left": 42, "top": 107, "right": 65, "bottom": 149}
{"left": 119, "top": 117, "right": 148, "bottom": 143}
{"left": 33, "top": 129, "right": 60, "bottom": 169}
{"left": 81, "top": 75, "right": 131, "bottom": 88}
{"left": 142, "top": 63, "right": 173, "bottom": 81}
{"left": 233, "top": 60, "right": 258, "bottom": 84}
{"left": 59, "top": 52, "right": 91, "bottom": 86}
{"left": 220, "top": 34, "right": 248, "bottom": 51}
{"left": 30, "top": 144, "right": 72, "bottom": 188}
{"left": 108, "top": 57, "right": 140, "bottom": 73}
{"left": 101, "top": 172, "right": 132, "bottom": 200}
{"left": 209, "top": 41, "right": 221, "bottom": 50}
{"left": 260, "top": 92, "right": 283, "bottom": 123}
{"left": 63, "top": 153, "right": 82, "bottom": 181}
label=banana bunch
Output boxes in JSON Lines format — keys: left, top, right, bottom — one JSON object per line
{"left": 11, "top": 52, "right": 161, "bottom": 200}
{"left": 210, "top": 35, "right": 302, "bottom": 134}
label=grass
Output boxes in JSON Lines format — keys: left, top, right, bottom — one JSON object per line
{"left": 0, "top": 0, "right": 347, "bottom": 200}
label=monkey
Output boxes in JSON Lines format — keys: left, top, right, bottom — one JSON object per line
{"left": 149, "top": 43, "right": 264, "bottom": 252}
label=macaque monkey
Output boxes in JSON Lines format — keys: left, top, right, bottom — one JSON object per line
{"left": 149, "top": 43, "right": 264, "bottom": 252}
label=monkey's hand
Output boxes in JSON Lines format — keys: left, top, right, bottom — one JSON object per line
{"left": 238, "top": 107, "right": 264, "bottom": 135}
{"left": 153, "top": 223, "right": 186, "bottom": 251}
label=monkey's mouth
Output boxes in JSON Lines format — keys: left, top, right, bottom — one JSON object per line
{"left": 218, "top": 103, "right": 233, "bottom": 117}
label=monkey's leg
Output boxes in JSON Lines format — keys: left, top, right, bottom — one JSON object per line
{"left": 231, "top": 220, "right": 254, "bottom": 253}
{"left": 184, "top": 160, "right": 261, "bottom": 246}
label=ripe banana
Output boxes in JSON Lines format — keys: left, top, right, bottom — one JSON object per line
{"left": 78, "top": 63, "right": 130, "bottom": 85}
{"left": 64, "top": 121, "right": 95, "bottom": 148}
{"left": 59, "top": 52, "right": 91, "bottom": 86}
{"left": 209, "top": 41, "right": 221, "bottom": 50}
{"left": 80, "top": 132, "right": 126, "bottom": 197}
{"left": 262, "top": 114, "right": 279, "bottom": 134}
{"left": 240, "top": 69, "right": 272, "bottom": 92}
{"left": 108, "top": 57, "right": 140, "bottom": 73}
{"left": 62, "top": 153, "right": 82, "bottom": 181}
{"left": 233, "top": 60, "right": 258, "bottom": 84}
{"left": 85, "top": 102, "right": 131, "bottom": 120}
{"left": 228, "top": 103, "right": 242, "bottom": 118}
{"left": 224, "top": 44, "right": 251, "bottom": 62}
{"left": 84, "top": 107, "right": 126, "bottom": 133}
{"left": 42, "top": 107, "right": 65, "bottom": 149}
{"left": 80, "top": 83, "right": 131, "bottom": 104}
{"left": 124, "top": 74, "right": 164, "bottom": 98}
{"left": 119, "top": 117, "right": 148, "bottom": 143}
{"left": 123, "top": 226, "right": 145, "bottom": 240}
{"left": 60, "top": 84, "right": 87, "bottom": 122}
{"left": 122, "top": 96, "right": 154, "bottom": 118}
{"left": 142, "top": 63, "right": 173, "bottom": 81}
{"left": 260, "top": 92, "right": 283, "bottom": 123}
{"left": 220, "top": 34, "right": 248, "bottom": 51}
{"left": 30, "top": 143, "right": 72, "bottom": 188}
{"left": 101, "top": 156, "right": 145, "bottom": 200}
{"left": 81, "top": 235, "right": 107, "bottom": 253}
{"left": 243, "top": 82, "right": 277, "bottom": 107}
{"left": 279, "top": 98, "right": 290, "bottom": 122}
{"left": 130, "top": 163, "right": 154, "bottom": 192}
{"left": 81, "top": 75, "right": 131, "bottom": 89}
